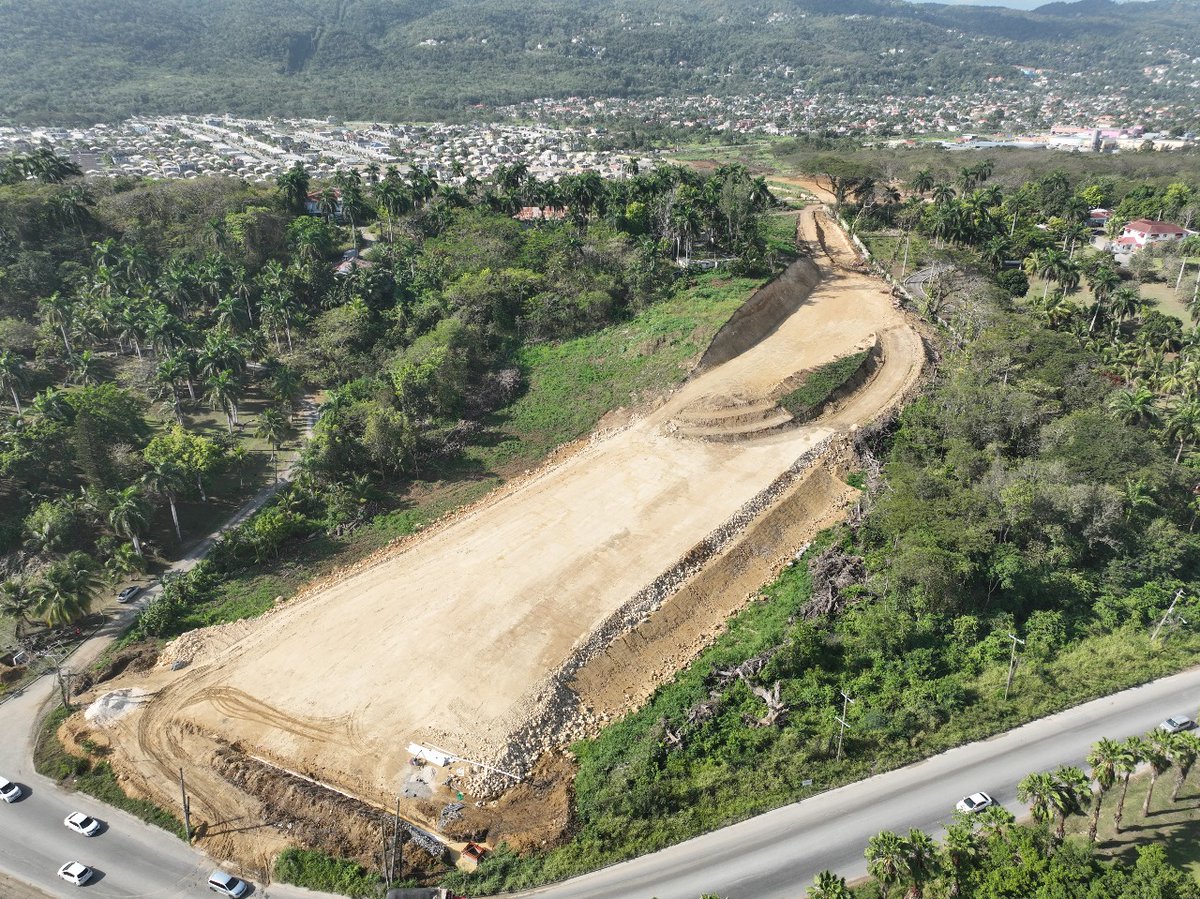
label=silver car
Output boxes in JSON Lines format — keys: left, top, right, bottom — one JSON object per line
{"left": 208, "top": 869, "right": 249, "bottom": 897}
{"left": 956, "top": 791, "right": 994, "bottom": 813}
{"left": 0, "top": 777, "right": 22, "bottom": 803}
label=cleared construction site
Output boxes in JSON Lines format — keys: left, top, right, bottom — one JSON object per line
{"left": 65, "top": 204, "right": 927, "bottom": 874}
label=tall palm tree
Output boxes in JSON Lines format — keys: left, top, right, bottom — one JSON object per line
{"left": 0, "top": 577, "right": 37, "bottom": 640}
{"left": 1107, "top": 387, "right": 1158, "bottom": 426}
{"left": 807, "top": 870, "right": 852, "bottom": 899}
{"left": 930, "top": 182, "right": 957, "bottom": 206}
{"left": 255, "top": 406, "right": 290, "bottom": 481}
{"left": 0, "top": 349, "right": 28, "bottom": 415}
{"left": 941, "top": 822, "right": 978, "bottom": 898}
{"left": 1114, "top": 735, "right": 1143, "bottom": 832}
{"left": 276, "top": 161, "right": 311, "bottom": 214}
{"left": 910, "top": 169, "right": 935, "bottom": 197}
{"left": 205, "top": 368, "right": 243, "bottom": 433}
{"left": 900, "top": 829, "right": 939, "bottom": 899}
{"left": 1164, "top": 399, "right": 1200, "bottom": 465}
{"left": 1166, "top": 731, "right": 1200, "bottom": 802}
{"left": 69, "top": 349, "right": 100, "bottom": 386}
{"left": 141, "top": 460, "right": 188, "bottom": 543}
{"left": 1141, "top": 732, "right": 1172, "bottom": 816}
{"left": 866, "top": 830, "right": 906, "bottom": 899}
{"left": 39, "top": 292, "right": 75, "bottom": 355}
{"left": 1017, "top": 771, "right": 1057, "bottom": 830}
{"left": 155, "top": 355, "right": 190, "bottom": 425}
{"left": 1050, "top": 765, "right": 1091, "bottom": 843}
{"left": 1087, "top": 738, "right": 1131, "bottom": 842}
{"left": 107, "top": 485, "right": 151, "bottom": 558}
{"left": 33, "top": 551, "right": 99, "bottom": 627}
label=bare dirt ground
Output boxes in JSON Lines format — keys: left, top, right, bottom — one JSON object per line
{"left": 72, "top": 205, "right": 926, "bottom": 870}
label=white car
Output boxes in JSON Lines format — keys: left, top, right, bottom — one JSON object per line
{"left": 208, "top": 869, "right": 249, "bottom": 897}
{"left": 0, "top": 777, "right": 21, "bottom": 803}
{"left": 116, "top": 585, "right": 141, "bottom": 603}
{"left": 1159, "top": 715, "right": 1196, "bottom": 734}
{"left": 956, "top": 791, "right": 994, "bottom": 813}
{"left": 64, "top": 811, "right": 102, "bottom": 836}
{"left": 57, "top": 861, "right": 93, "bottom": 886}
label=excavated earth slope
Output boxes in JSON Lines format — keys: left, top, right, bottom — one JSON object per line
{"left": 83, "top": 206, "right": 926, "bottom": 859}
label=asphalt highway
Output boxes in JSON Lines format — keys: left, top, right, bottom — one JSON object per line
{"left": 519, "top": 666, "right": 1200, "bottom": 899}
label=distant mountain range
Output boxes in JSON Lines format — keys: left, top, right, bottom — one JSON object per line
{"left": 0, "top": 0, "right": 1195, "bottom": 124}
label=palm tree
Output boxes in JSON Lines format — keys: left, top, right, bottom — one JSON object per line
{"left": 1166, "top": 731, "right": 1200, "bottom": 802}
{"left": 155, "top": 355, "right": 190, "bottom": 425}
{"left": 900, "top": 829, "right": 939, "bottom": 898}
{"left": 0, "top": 349, "right": 28, "bottom": 415}
{"left": 1114, "top": 735, "right": 1143, "bottom": 832}
{"left": 205, "top": 369, "right": 243, "bottom": 433}
{"left": 1050, "top": 765, "right": 1091, "bottom": 843}
{"left": 141, "top": 460, "right": 188, "bottom": 543}
{"left": 1164, "top": 399, "right": 1200, "bottom": 465}
{"left": 68, "top": 349, "right": 100, "bottom": 386}
{"left": 33, "top": 552, "right": 99, "bottom": 627}
{"left": 941, "top": 822, "right": 978, "bottom": 898}
{"left": 1087, "top": 738, "right": 1131, "bottom": 842}
{"left": 930, "top": 182, "right": 956, "bottom": 206}
{"left": 807, "top": 871, "right": 852, "bottom": 899}
{"left": 1110, "top": 285, "right": 1144, "bottom": 326}
{"left": 39, "top": 292, "right": 75, "bottom": 355}
{"left": 1017, "top": 771, "right": 1057, "bottom": 830}
{"left": 0, "top": 577, "right": 37, "bottom": 640}
{"left": 108, "top": 485, "right": 151, "bottom": 558}
{"left": 276, "top": 162, "right": 311, "bottom": 213}
{"left": 1107, "top": 387, "right": 1158, "bottom": 426}
{"left": 866, "top": 830, "right": 906, "bottom": 899}
{"left": 255, "top": 406, "right": 290, "bottom": 481}
{"left": 910, "top": 169, "right": 935, "bottom": 197}
{"left": 1142, "top": 732, "right": 1173, "bottom": 817}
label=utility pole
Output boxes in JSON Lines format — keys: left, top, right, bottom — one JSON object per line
{"left": 1151, "top": 589, "right": 1185, "bottom": 642}
{"left": 835, "top": 691, "right": 855, "bottom": 761}
{"left": 56, "top": 668, "right": 73, "bottom": 711}
{"left": 1004, "top": 633, "right": 1026, "bottom": 701}
{"left": 179, "top": 768, "right": 191, "bottom": 842}
{"left": 900, "top": 232, "right": 911, "bottom": 281}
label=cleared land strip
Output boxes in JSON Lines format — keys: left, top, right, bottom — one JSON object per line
{"left": 76, "top": 207, "right": 926, "bottom": 868}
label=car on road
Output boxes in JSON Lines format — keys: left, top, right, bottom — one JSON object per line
{"left": 0, "top": 776, "right": 22, "bottom": 802}
{"left": 208, "top": 869, "right": 249, "bottom": 897}
{"left": 64, "top": 811, "right": 102, "bottom": 836}
{"left": 1159, "top": 715, "right": 1196, "bottom": 734}
{"left": 57, "top": 862, "right": 93, "bottom": 886}
{"left": 116, "top": 585, "right": 142, "bottom": 603}
{"left": 956, "top": 791, "right": 994, "bottom": 813}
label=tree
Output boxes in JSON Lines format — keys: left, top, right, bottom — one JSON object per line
{"left": 1142, "top": 731, "right": 1173, "bottom": 817}
{"left": 144, "top": 424, "right": 226, "bottom": 501}
{"left": 255, "top": 406, "right": 290, "bottom": 480}
{"left": 866, "top": 830, "right": 906, "bottom": 899}
{"left": 1087, "top": 738, "right": 1131, "bottom": 842}
{"left": 0, "top": 349, "right": 28, "bottom": 416}
{"left": 900, "top": 829, "right": 939, "bottom": 899}
{"left": 276, "top": 162, "right": 311, "bottom": 214}
{"left": 107, "top": 485, "right": 151, "bottom": 558}
{"left": 1164, "top": 399, "right": 1200, "bottom": 465}
{"left": 1017, "top": 771, "right": 1057, "bottom": 830}
{"left": 1107, "top": 387, "right": 1158, "bottom": 427}
{"left": 1050, "top": 765, "right": 1091, "bottom": 843}
{"left": 33, "top": 551, "right": 99, "bottom": 626}
{"left": 142, "top": 460, "right": 188, "bottom": 542}
{"left": 0, "top": 577, "right": 37, "bottom": 640}
{"left": 910, "top": 169, "right": 935, "bottom": 197}
{"left": 1166, "top": 730, "right": 1200, "bottom": 803}
{"left": 941, "top": 821, "right": 978, "bottom": 898}
{"left": 205, "top": 368, "right": 243, "bottom": 433}
{"left": 807, "top": 870, "right": 852, "bottom": 899}
{"left": 1114, "top": 735, "right": 1143, "bottom": 833}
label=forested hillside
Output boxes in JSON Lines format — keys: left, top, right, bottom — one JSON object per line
{"left": 0, "top": 0, "right": 1196, "bottom": 123}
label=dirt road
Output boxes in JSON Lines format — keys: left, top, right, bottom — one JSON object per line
{"left": 81, "top": 205, "right": 926, "bottom": 864}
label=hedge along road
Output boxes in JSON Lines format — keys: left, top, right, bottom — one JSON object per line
{"left": 515, "top": 665, "right": 1200, "bottom": 899}
{"left": 0, "top": 397, "right": 326, "bottom": 899}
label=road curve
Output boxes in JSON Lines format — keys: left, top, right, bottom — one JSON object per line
{"left": 517, "top": 665, "right": 1200, "bottom": 899}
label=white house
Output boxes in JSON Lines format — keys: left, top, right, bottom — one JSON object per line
{"left": 1116, "top": 218, "right": 1191, "bottom": 252}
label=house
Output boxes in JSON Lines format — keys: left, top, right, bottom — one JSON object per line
{"left": 304, "top": 188, "right": 343, "bottom": 220}
{"left": 513, "top": 205, "right": 569, "bottom": 224}
{"left": 1086, "top": 208, "right": 1112, "bottom": 229}
{"left": 1116, "top": 218, "right": 1192, "bottom": 251}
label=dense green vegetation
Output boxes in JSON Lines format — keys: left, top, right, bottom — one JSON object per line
{"left": 447, "top": 163, "right": 1200, "bottom": 894}
{"left": 779, "top": 349, "right": 870, "bottom": 420}
{"left": 274, "top": 848, "right": 381, "bottom": 898}
{"left": 0, "top": 0, "right": 1197, "bottom": 124}
{"left": 34, "top": 704, "right": 186, "bottom": 838}
{"left": 0, "top": 154, "right": 778, "bottom": 653}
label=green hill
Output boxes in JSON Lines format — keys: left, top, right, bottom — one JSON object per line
{"left": 0, "top": 0, "right": 1195, "bottom": 123}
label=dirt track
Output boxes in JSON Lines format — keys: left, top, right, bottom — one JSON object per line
{"left": 80, "top": 205, "right": 926, "bottom": 863}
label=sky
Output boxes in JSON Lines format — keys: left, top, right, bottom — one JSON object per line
{"left": 901, "top": 0, "right": 1145, "bottom": 7}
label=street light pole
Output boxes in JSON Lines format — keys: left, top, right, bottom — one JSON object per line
{"left": 1004, "top": 633, "right": 1026, "bottom": 701}
{"left": 835, "top": 691, "right": 855, "bottom": 761}
{"left": 1151, "top": 589, "right": 1185, "bottom": 642}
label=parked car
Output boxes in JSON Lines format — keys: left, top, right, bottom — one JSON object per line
{"left": 64, "top": 811, "right": 102, "bottom": 836}
{"left": 956, "top": 791, "right": 994, "bottom": 813}
{"left": 116, "top": 585, "right": 141, "bottom": 603}
{"left": 208, "top": 869, "right": 249, "bottom": 897}
{"left": 1159, "top": 715, "right": 1196, "bottom": 734}
{"left": 57, "top": 862, "right": 93, "bottom": 886}
{"left": 0, "top": 777, "right": 22, "bottom": 802}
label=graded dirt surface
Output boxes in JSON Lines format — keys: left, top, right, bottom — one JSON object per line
{"left": 80, "top": 205, "right": 926, "bottom": 867}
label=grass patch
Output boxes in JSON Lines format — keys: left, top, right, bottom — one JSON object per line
{"left": 273, "top": 848, "right": 382, "bottom": 898}
{"left": 779, "top": 350, "right": 870, "bottom": 420}
{"left": 34, "top": 704, "right": 186, "bottom": 839}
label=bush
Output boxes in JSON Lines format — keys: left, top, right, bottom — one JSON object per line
{"left": 779, "top": 351, "right": 869, "bottom": 420}
{"left": 273, "top": 848, "right": 381, "bottom": 898}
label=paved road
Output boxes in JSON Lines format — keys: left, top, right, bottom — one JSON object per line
{"left": 519, "top": 666, "right": 1200, "bottom": 899}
